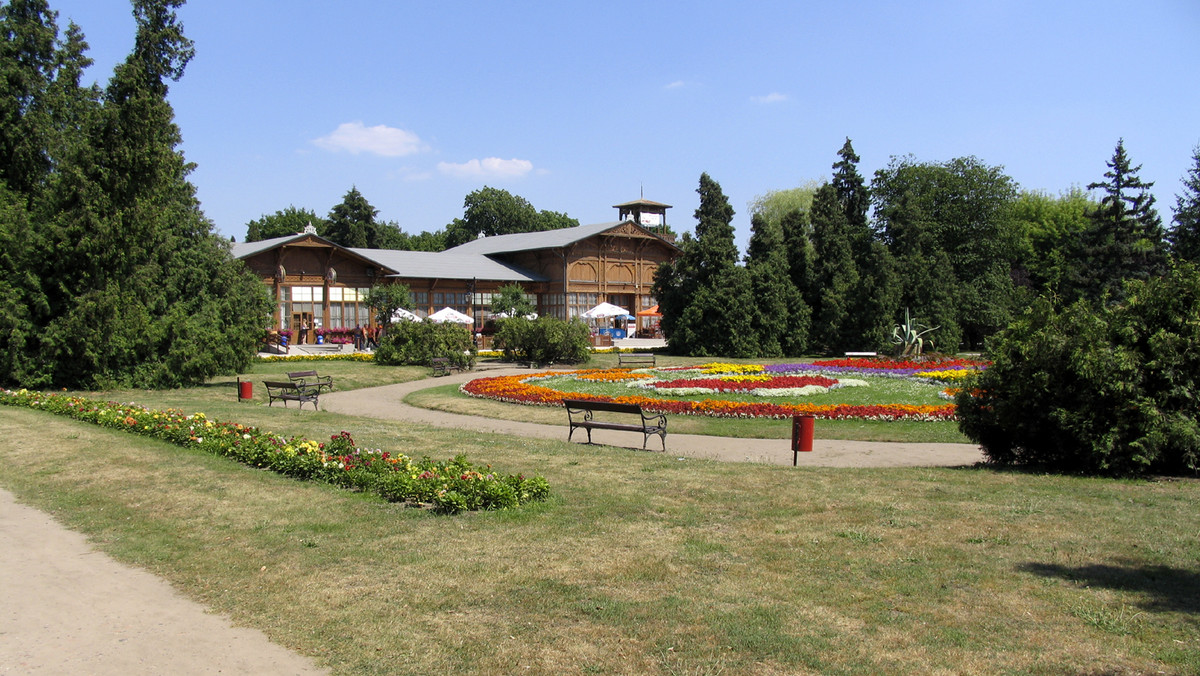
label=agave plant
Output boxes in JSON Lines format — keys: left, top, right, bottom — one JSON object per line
{"left": 891, "top": 308, "right": 939, "bottom": 357}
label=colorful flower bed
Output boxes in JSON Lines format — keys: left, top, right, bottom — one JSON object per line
{"left": 0, "top": 388, "right": 549, "bottom": 514}
{"left": 462, "top": 358, "right": 988, "bottom": 422}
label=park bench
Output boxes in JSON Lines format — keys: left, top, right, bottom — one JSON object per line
{"left": 263, "top": 380, "right": 320, "bottom": 411}
{"left": 431, "top": 357, "right": 467, "bottom": 377}
{"left": 287, "top": 370, "right": 333, "bottom": 393}
{"left": 617, "top": 352, "right": 656, "bottom": 368}
{"left": 563, "top": 398, "right": 667, "bottom": 451}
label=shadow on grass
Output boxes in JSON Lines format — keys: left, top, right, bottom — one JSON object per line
{"left": 1019, "top": 559, "right": 1200, "bottom": 615}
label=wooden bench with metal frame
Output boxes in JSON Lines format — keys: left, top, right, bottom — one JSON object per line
{"left": 263, "top": 380, "right": 320, "bottom": 411}
{"left": 563, "top": 398, "right": 667, "bottom": 451}
{"left": 616, "top": 352, "right": 656, "bottom": 368}
{"left": 430, "top": 357, "right": 468, "bottom": 377}
{"left": 287, "top": 370, "right": 333, "bottom": 393}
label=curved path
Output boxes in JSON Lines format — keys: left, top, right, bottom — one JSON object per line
{"left": 321, "top": 367, "right": 986, "bottom": 468}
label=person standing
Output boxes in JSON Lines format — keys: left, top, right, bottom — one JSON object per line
{"left": 353, "top": 325, "right": 364, "bottom": 351}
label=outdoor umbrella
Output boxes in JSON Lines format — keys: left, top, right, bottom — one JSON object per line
{"left": 391, "top": 308, "right": 420, "bottom": 322}
{"left": 582, "top": 302, "right": 629, "bottom": 318}
{"left": 428, "top": 307, "right": 473, "bottom": 324}
{"left": 636, "top": 304, "right": 662, "bottom": 317}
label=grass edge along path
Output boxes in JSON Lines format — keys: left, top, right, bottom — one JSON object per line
{"left": 0, "top": 388, "right": 549, "bottom": 514}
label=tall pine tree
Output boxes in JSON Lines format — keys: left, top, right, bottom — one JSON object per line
{"left": 808, "top": 183, "right": 858, "bottom": 353}
{"left": 1070, "top": 139, "right": 1168, "bottom": 302}
{"left": 1168, "top": 144, "right": 1200, "bottom": 263}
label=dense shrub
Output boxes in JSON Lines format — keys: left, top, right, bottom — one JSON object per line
{"left": 375, "top": 321, "right": 475, "bottom": 369}
{"left": 493, "top": 317, "right": 591, "bottom": 365}
{"left": 957, "top": 264, "right": 1200, "bottom": 475}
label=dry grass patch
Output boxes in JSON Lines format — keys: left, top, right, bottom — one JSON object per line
{"left": 1, "top": 403, "right": 1197, "bottom": 675}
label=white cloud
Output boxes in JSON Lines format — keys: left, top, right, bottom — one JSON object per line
{"left": 437, "top": 157, "right": 534, "bottom": 179}
{"left": 751, "top": 92, "right": 788, "bottom": 104}
{"left": 665, "top": 80, "right": 686, "bottom": 90}
{"left": 313, "top": 122, "right": 428, "bottom": 157}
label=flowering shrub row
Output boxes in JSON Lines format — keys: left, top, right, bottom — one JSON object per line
{"left": 0, "top": 389, "right": 549, "bottom": 514}
{"left": 259, "top": 353, "right": 375, "bottom": 363}
{"left": 461, "top": 370, "right": 956, "bottom": 422}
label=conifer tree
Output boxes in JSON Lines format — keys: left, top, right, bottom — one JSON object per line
{"left": 655, "top": 173, "right": 755, "bottom": 357}
{"left": 1168, "top": 144, "right": 1200, "bottom": 263}
{"left": 2, "top": 0, "right": 269, "bottom": 388}
{"left": 808, "top": 183, "right": 858, "bottom": 353}
{"left": 745, "top": 212, "right": 807, "bottom": 356}
{"left": 1070, "top": 139, "right": 1168, "bottom": 302}
{"left": 325, "top": 186, "right": 377, "bottom": 248}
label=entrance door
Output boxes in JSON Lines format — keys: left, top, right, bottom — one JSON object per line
{"left": 292, "top": 312, "right": 312, "bottom": 344}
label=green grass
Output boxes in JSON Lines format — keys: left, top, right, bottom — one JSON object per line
{"left": 2, "top": 365, "right": 1198, "bottom": 675}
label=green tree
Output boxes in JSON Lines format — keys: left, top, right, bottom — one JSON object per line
{"left": 745, "top": 212, "right": 808, "bottom": 356}
{"left": 958, "top": 264, "right": 1200, "bottom": 476}
{"left": 1168, "top": 144, "right": 1200, "bottom": 263}
{"left": 489, "top": 283, "right": 535, "bottom": 318}
{"left": 748, "top": 179, "right": 822, "bottom": 230}
{"left": 444, "top": 186, "right": 578, "bottom": 248}
{"left": 324, "top": 186, "right": 377, "bottom": 248}
{"left": 655, "top": 173, "right": 755, "bottom": 357}
{"left": 873, "top": 155, "right": 1022, "bottom": 350}
{"left": 807, "top": 183, "right": 858, "bottom": 353}
{"left": 0, "top": 0, "right": 96, "bottom": 197}
{"left": 1009, "top": 189, "right": 1093, "bottom": 296}
{"left": 363, "top": 282, "right": 414, "bottom": 328}
{"left": 244, "top": 205, "right": 325, "bottom": 242}
{"left": 1067, "top": 139, "right": 1168, "bottom": 303}
{"left": 1, "top": 0, "right": 269, "bottom": 389}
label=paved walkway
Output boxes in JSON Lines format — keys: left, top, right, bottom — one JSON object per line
{"left": 320, "top": 367, "right": 986, "bottom": 469}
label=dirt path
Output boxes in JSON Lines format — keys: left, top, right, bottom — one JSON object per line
{"left": 320, "top": 367, "right": 986, "bottom": 468}
{"left": 0, "top": 489, "right": 329, "bottom": 676}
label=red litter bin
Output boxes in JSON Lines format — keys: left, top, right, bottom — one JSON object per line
{"left": 237, "top": 378, "right": 253, "bottom": 401}
{"left": 792, "top": 415, "right": 814, "bottom": 465}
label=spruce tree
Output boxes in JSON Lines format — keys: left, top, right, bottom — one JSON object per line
{"left": 1071, "top": 139, "right": 1168, "bottom": 302}
{"left": 1168, "top": 144, "right": 1200, "bottom": 263}
{"left": 325, "top": 186, "right": 377, "bottom": 248}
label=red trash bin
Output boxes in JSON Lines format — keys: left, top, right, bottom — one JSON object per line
{"left": 792, "top": 415, "right": 814, "bottom": 465}
{"left": 238, "top": 379, "right": 253, "bottom": 401}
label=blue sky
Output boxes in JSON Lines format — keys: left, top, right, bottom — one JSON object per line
{"left": 44, "top": 1, "right": 1200, "bottom": 251}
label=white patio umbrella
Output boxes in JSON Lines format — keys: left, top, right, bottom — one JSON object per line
{"left": 391, "top": 308, "right": 420, "bottom": 322}
{"left": 581, "top": 302, "right": 629, "bottom": 319}
{"left": 427, "top": 307, "right": 473, "bottom": 324}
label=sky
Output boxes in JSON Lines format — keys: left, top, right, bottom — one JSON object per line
{"left": 41, "top": 0, "right": 1200, "bottom": 252}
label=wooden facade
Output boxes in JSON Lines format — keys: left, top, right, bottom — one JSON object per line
{"left": 233, "top": 216, "right": 679, "bottom": 344}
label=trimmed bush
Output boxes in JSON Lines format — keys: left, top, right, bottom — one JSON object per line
{"left": 957, "top": 264, "right": 1200, "bottom": 476}
{"left": 375, "top": 320, "right": 475, "bottom": 370}
{"left": 493, "top": 317, "right": 591, "bottom": 365}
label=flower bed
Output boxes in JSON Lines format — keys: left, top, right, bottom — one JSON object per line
{"left": 0, "top": 388, "right": 549, "bottom": 514}
{"left": 461, "top": 359, "right": 989, "bottom": 422}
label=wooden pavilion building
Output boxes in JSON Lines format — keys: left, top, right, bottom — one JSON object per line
{"left": 231, "top": 200, "right": 679, "bottom": 344}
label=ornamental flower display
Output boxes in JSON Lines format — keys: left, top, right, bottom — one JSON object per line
{"left": 0, "top": 388, "right": 549, "bottom": 514}
{"left": 461, "top": 359, "right": 988, "bottom": 422}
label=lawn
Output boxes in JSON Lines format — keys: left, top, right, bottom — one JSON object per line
{"left": 1, "top": 359, "right": 1197, "bottom": 675}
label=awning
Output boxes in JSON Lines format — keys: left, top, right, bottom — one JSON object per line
{"left": 636, "top": 304, "right": 661, "bottom": 317}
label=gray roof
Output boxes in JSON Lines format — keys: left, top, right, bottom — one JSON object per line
{"left": 349, "top": 248, "right": 545, "bottom": 282}
{"left": 230, "top": 233, "right": 314, "bottom": 260}
{"left": 443, "top": 221, "right": 629, "bottom": 255}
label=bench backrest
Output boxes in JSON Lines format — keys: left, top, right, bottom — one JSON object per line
{"left": 287, "top": 370, "right": 319, "bottom": 378}
{"left": 263, "top": 380, "right": 297, "bottom": 389}
{"left": 562, "top": 398, "right": 642, "bottom": 415}
{"left": 620, "top": 353, "right": 655, "bottom": 358}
